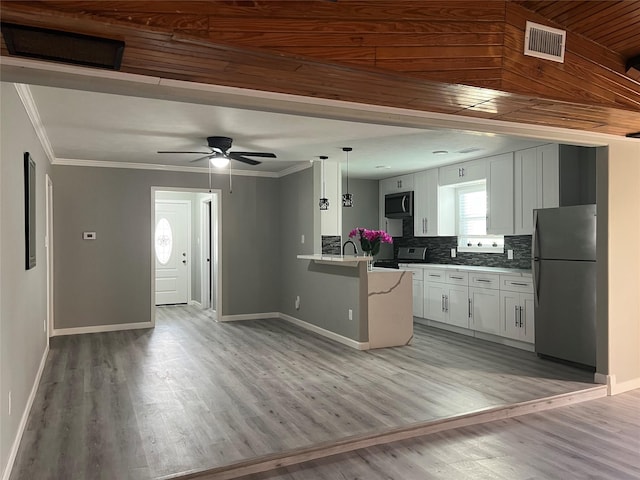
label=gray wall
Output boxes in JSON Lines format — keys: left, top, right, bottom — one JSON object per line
{"left": 52, "top": 166, "right": 281, "bottom": 328}
{"left": 1, "top": 84, "right": 51, "bottom": 476}
{"left": 279, "top": 168, "right": 367, "bottom": 342}
{"left": 341, "top": 177, "right": 380, "bottom": 254}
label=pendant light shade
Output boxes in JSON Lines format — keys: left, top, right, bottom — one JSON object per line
{"left": 319, "top": 155, "right": 329, "bottom": 210}
{"left": 342, "top": 147, "right": 353, "bottom": 207}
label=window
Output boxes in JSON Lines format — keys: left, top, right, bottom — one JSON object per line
{"left": 456, "top": 181, "right": 504, "bottom": 253}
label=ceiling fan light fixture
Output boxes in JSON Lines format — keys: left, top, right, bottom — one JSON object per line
{"left": 210, "top": 154, "right": 229, "bottom": 168}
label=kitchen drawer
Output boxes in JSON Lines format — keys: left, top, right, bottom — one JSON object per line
{"left": 469, "top": 272, "right": 500, "bottom": 290}
{"left": 446, "top": 271, "right": 468, "bottom": 285}
{"left": 500, "top": 275, "right": 533, "bottom": 293}
{"left": 425, "top": 269, "right": 446, "bottom": 282}
{"left": 403, "top": 267, "right": 424, "bottom": 281}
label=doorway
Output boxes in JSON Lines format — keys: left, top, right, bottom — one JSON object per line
{"left": 152, "top": 188, "right": 222, "bottom": 323}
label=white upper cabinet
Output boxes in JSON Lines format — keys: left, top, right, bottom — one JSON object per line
{"left": 539, "top": 144, "right": 559, "bottom": 208}
{"left": 439, "top": 159, "right": 487, "bottom": 186}
{"left": 486, "top": 153, "right": 514, "bottom": 235}
{"left": 383, "top": 174, "right": 414, "bottom": 193}
{"left": 413, "top": 169, "right": 439, "bottom": 236}
{"left": 379, "top": 175, "right": 413, "bottom": 236}
{"left": 514, "top": 144, "right": 559, "bottom": 235}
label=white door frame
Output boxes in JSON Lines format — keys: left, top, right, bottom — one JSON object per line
{"left": 200, "top": 197, "right": 212, "bottom": 309}
{"left": 45, "top": 174, "right": 54, "bottom": 340}
{"left": 151, "top": 187, "right": 222, "bottom": 325}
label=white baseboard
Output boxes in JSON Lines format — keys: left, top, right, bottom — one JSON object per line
{"left": 608, "top": 375, "right": 640, "bottom": 396}
{"left": 279, "top": 313, "right": 370, "bottom": 350}
{"left": 2, "top": 343, "right": 49, "bottom": 480}
{"left": 220, "top": 312, "right": 280, "bottom": 322}
{"left": 189, "top": 300, "right": 202, "bottom": 308}
{"left": 51, "top": 321, "right": 153, "bottom": 336}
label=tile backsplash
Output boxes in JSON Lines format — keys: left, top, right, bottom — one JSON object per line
{"left": 322, "top": 235, "right": 342, "bottom": 255}
{"left": 394, "top": 219, "right": 532, "bottom": 269}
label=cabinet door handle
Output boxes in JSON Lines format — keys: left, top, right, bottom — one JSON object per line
{"left": 468, "top": 298, "right": 472, "bottom": 318}
{"left": 429, "top": 274, "right": 441, "bottom": 278}
{"left": 450, "top": 275, "right": 464, "bottom": 280}
{"left": 476, "top": 279, "right": 491, "bottom": 283}
{"left": 510, "top": 282, "right": 529, "bottom": 287}
{"left": 441, "top": 295, "right": 445, "bottom": 312}
{"left": 519, "top": 306, "right": 523, "bottom": 327}
{"left": 515, "top": 306, "right": 519, "bottom": 326}
{"left": 445, "top": 295, "right": 449, "bottom": 312}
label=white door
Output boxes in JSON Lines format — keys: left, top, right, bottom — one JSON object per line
{"left": 155, "top": 201, "right": 190, "bottom": 305}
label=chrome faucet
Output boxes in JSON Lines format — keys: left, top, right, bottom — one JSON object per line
{"left": 342, "top": 240, "right": 358, "bottom": 256}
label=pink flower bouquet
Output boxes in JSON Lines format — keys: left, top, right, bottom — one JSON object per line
{"left": 348, "top": 228, "right": 393, "bottom": 256}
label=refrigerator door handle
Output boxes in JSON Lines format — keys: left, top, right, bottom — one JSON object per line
{"left": 532, "top": 210, "right": 539, "bottom": 260}
{"left": 533, "top": 259, "right": 541, "bottom": 307}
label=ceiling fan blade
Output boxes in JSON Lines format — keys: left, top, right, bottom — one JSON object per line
{"left": 229, "top": 152, "right": 262, "bottom": 166}
{"left": 157, "top": 151, "right": 211, "bottom": 154}
{"left": 189, "top": 155, "right": 214, "bottom": 163}
{"left": 232, "top": 151, "right": 277, "bottom": 158}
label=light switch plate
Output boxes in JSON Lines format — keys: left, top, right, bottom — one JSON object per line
{"left": 83, "top": 231, "right": 96, "bottom": 240}
{"left": 451, "top": 248, "right": 457, "bottom": 258}
{"left": 507, "top": 249, "right": 514, "bottom": 260}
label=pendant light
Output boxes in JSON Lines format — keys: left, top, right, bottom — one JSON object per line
{"left": 342, "top": 147, "right": 353, "bottom": 207}
{"left": 319, "top": 155, "right": 329, "bottom": 210}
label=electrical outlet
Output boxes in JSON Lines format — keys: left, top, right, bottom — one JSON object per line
{"left": 348, "top": 309, "right": 353, "bottom": 321}
{"left": 295, "top": 296, "right": 300, "bottom": 310}
{"left": 301, "top": 234, "right": 305, "bottom": 244}
{"left": 8, "top": 391, "right": 11, "bottom": 416}
{"left": 451, "top": 248, "right": 457, "bottom": 258}
{"left": 507, "top": 249, "right": 514, "bottom": 260}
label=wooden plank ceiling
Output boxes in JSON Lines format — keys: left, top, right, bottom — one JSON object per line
{"left": 1, "top": 1, "right": 639, "bottom": 137}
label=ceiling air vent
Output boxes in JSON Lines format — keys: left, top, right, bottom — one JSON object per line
{"left": 1, "top": 23, "right": 124, "bottom": 70}
{"left": 524, "top": 21, "right": 566, "bottom": 63}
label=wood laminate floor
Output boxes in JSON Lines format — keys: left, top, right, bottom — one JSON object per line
{"left": 239, "top": 389, "right": 640, "bottom": 480}
{"left": 11, "top": 306, "right": 595, "bottom": 480}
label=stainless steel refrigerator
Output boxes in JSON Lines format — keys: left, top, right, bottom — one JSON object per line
{"left": 532, "top": 204, "right": 596, "bottom": 368}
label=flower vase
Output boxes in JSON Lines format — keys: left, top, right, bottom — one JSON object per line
{"left": 365, "top": 253, "right": 373, "bottom": 271}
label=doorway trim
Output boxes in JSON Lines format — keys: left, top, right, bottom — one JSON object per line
{"left": 151, "top": 187, "right": 222, "bottom": 326}
{"left": 45, "top": 174, "right": 54, "bottom": 341}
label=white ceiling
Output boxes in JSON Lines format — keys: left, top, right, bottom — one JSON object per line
{"left": 29, "top": 84, "right": 546, "bottom": 179}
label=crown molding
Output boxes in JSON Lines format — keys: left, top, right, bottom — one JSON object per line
{"left": 275, "top": 161, "right": 313, "bottom": 178}
{"left": 14, "top": 83, "right": 56, "bottom": 164}
{"left": 52, "top": 157, "right": 284, "bottom": 178}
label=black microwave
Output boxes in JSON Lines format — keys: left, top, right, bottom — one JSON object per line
{"left": 385, "top": 191, "right": 413, "bottom": 218}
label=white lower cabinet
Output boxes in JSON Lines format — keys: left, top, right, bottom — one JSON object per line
{"left": 469, "top": 287, "right": 500, "bottom": 335}
{"left": 418, "top": 267, "right": 534, "bottom": 349}
{"left": 403, "top": 266, "right": 424, "bottom": 318}
{"left": 423, "top": 270, "right": 469, "bottom": 329}
{"left": 500, "top": 275, "right": 535, "bottom": 343}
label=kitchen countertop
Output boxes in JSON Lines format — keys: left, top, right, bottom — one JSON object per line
{"left": 397, "top": 263, "right": 532, "bottom": 276}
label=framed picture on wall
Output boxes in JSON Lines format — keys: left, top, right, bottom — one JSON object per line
{"left": 24, "top": 152, "right": 36, "bottom": 270}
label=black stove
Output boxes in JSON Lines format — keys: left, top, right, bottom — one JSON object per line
{"left": 374, "top": 247, "right": 427, "bottom": 269}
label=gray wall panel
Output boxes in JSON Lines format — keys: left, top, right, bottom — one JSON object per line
{"left": 279, "top": 168, "right": 365, "bottom": 342}
{"left": 52, "top": 166, "right": 280, "bottom": 328}
{"left": 1, "top": 84, "right": 51, "bottom": 474}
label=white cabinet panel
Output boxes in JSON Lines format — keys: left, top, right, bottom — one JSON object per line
{"left": 439, "top": 159, "right": 487, "bottom": 186}
{"left": 424, "top": 282, "right": 447, "bottom": 323}
{"left": 470, "top": 287, "right": 500, "bottom": 335}
{"left": 448, "top": 285, "right": 470, "bottom": 329}
{"left": 500, "top": 280, "right": 535, "bottom": 343}
{"left": 514, "top": 144, "right": 559, "bottom": 234}
{"left": 413, "top": 169, "right": 439, "bottom": 236}
{"left": 413, "top": 280, "right": 424, "bottom": 318}
{"left": 487, "top": 152, "right": 514, "bottom": 235}
{"left": 540, "top": 144, "right": 559, "bottom": 208}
